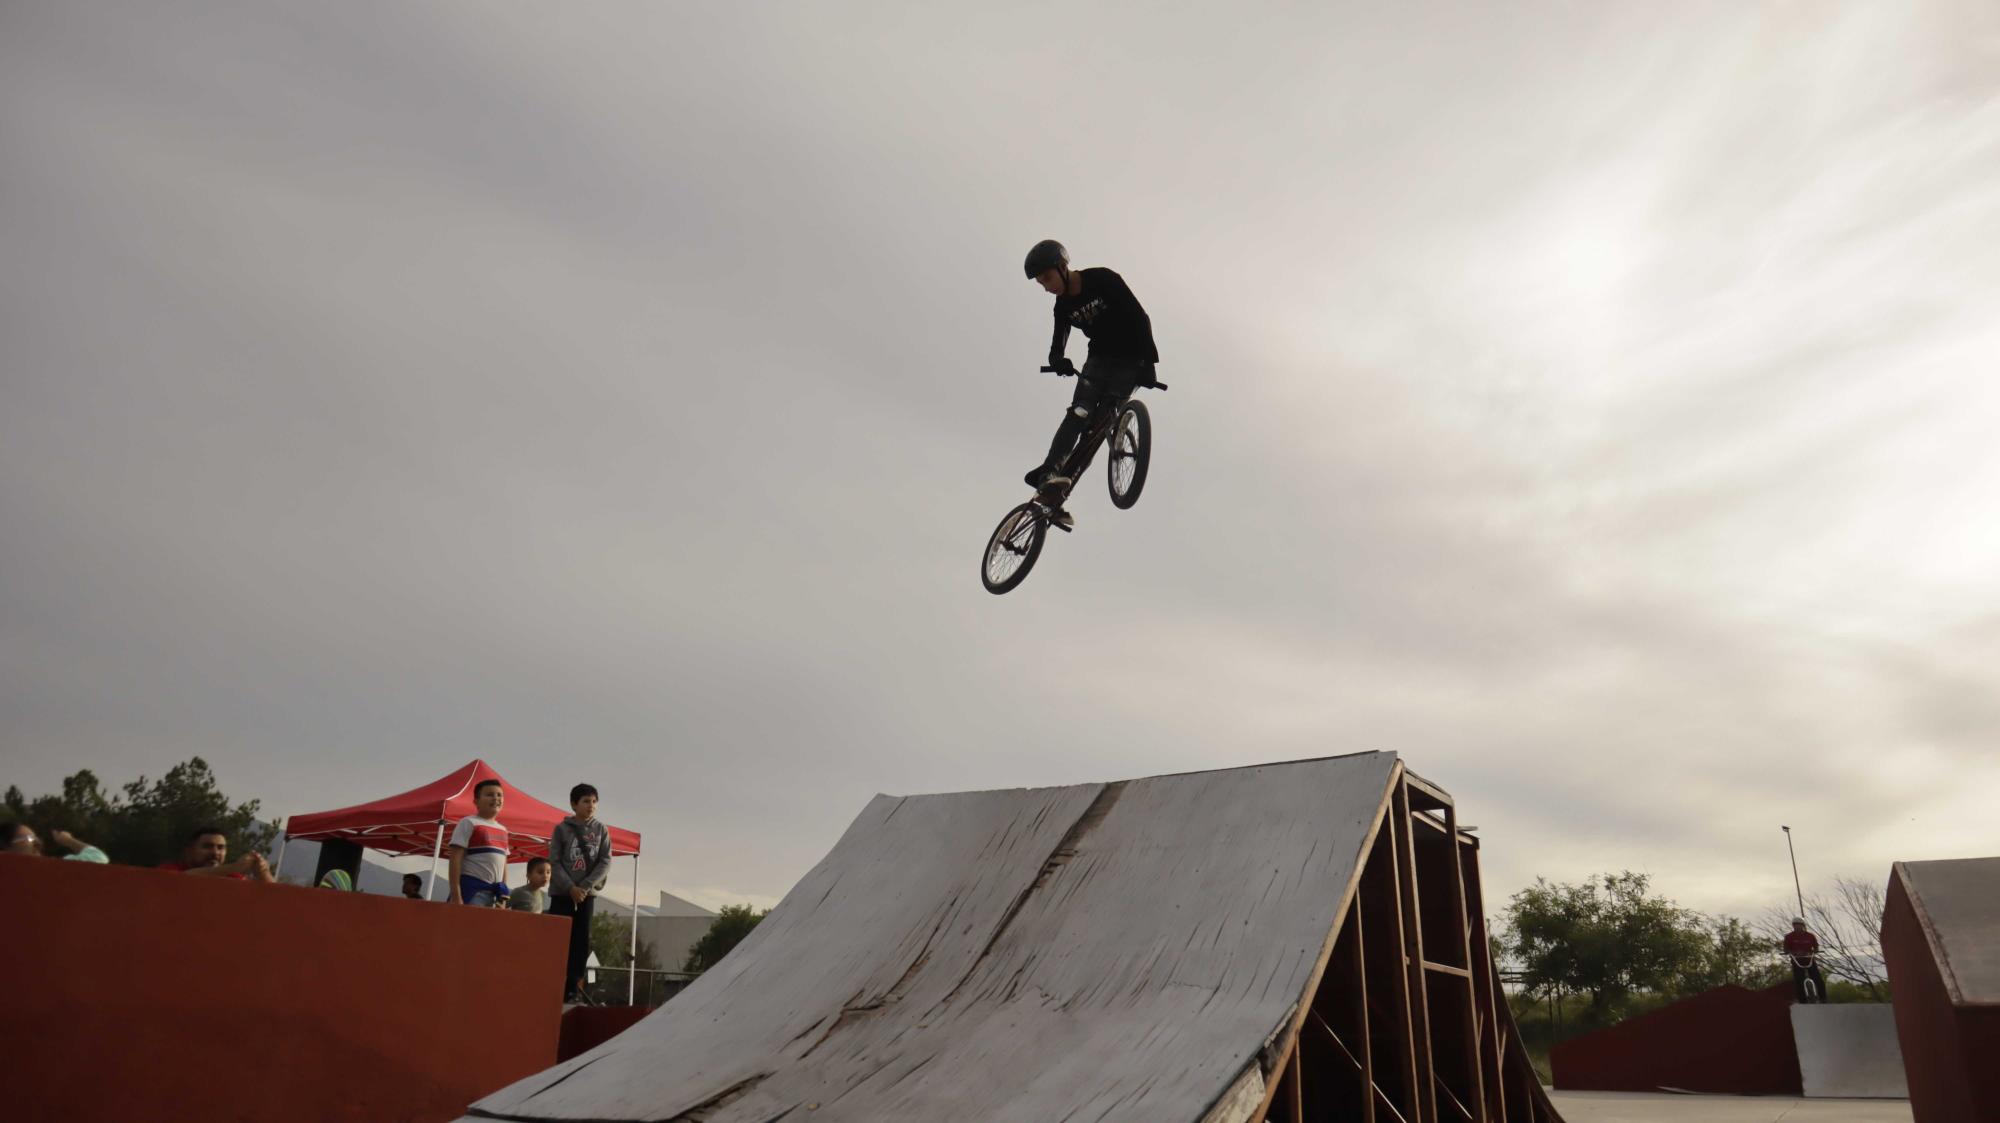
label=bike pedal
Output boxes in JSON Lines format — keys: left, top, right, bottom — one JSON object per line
{"left": 1050, "top": 519, "right": 1073, "bottom": 533}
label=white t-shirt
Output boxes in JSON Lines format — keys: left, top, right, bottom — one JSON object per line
{"left": 450, "top": 814, "right": 510, "bottom": 885}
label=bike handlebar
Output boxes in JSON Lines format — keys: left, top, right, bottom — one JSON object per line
{"left": 1038, "top": 365, "right": 1169, "bottom": 390}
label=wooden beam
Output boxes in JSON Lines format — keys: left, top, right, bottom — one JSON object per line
{"left": 1311, "top": 1011, "right": 1422, "bottom": 1123}
{"left": 1461, "top": 830, "right": 1507, "bottom": 1123}
{"left": 1287, "top": 1042, "right": 1303, "bottom": 1123}
{"left": 1393, "top": 778, "right": 1438, "bottom": 1123}
{"left": 1401, "top": 770, "right": 1454, "bottom": 812}
{"left": 1349, "top": 895, "right": 1376, "bottom": 1123}
{"left": 1375, "top": 1086, "right": 1415, "bottom": 1123}
{"left": 1434, "top": 1073, "right": 1476, "bottom": 1122}
{"left": 1369, "top": 770, "right": 1423, "bottom": 1123}
{"left": 1310, "top": 1008, "right": 1363, "bottom": 1071}
{"left": 1440, "top": 799, "right": 1487, "bottom": 1123}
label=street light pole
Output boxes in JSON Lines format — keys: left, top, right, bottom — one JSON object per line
{"left": 1781, "top": 825, "right": 1804, "bottom": 918}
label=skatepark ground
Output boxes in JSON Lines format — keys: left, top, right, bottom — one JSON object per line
{"left": 1550, "top": 1090, "right": 1912, "bottom": 1122}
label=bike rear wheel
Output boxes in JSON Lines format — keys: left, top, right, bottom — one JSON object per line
{"left": 1107, "top": 399, "right": 1151, "bottom": 509}
{"left": 982, "top": 502, "right": 1046, "bottom": 594}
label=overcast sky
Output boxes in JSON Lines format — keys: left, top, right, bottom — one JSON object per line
{"left": 4, "top": 2, "right": 1996, "bottom": 923}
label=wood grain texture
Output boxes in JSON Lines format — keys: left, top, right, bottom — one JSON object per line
{"left": 464, "top": 752, "right": 1398, "bottom": 1123}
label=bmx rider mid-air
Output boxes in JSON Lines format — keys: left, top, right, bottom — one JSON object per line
{"left": 1783, "top": 917, "right": 1827, "bottom": 1003}
{"left": 1021, "top": 239, "right": 1160, "bottom": 530}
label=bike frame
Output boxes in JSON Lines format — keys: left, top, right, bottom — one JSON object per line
{"left": 1035, "top": 393, "right": 1132, "bottom": 510}
{"left": 982, "top": 370, "right": 1162, "bottom": 594}
{"left": 1790, "top": 954, "right": 1823, "bottom": 1002}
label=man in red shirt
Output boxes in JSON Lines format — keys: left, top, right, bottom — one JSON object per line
{"left": 1782, "top": 918, "right": 1826, "bottom": 1003}
{"left": 157, "top": 825, "right": 275, "bottom": 882}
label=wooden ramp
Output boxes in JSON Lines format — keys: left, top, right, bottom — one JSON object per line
{"left": 1882, "top": 857, "right": 2000, "bottom": 1123}
{"left": 462, "top": 752, "right": 1562, "bottom": 1123}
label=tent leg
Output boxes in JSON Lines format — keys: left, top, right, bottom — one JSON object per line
{"left": 629, "top": 854, "right": 641, "bottom": 1006}
{"left": 425, "top": 820, "right": 446, "bottom": 900}
{"left": 271, "top": 826, "right": 288, "bottom": 884}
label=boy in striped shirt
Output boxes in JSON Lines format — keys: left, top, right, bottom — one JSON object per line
{"left": 447, "top": 779, "right": 511, "bottom": 906}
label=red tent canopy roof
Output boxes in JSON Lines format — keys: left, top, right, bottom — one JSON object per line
{"left": 284, "top": 760, "right": 640, "bottom": 861}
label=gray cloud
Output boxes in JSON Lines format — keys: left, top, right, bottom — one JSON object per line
{"left": 5, "top": 1, "right": 1997, "bottom": 920}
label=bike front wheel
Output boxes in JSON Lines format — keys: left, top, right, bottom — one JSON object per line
{"left": 982, "top": 502, "right": 1047, "bottom": 594}
{"left": 1107, "top": 399, "right": 1151, "bottom": 509}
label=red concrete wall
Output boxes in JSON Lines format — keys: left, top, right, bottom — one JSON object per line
{"left": 1550, "top": 983, "right": 1802, "bottom": 1095}
{"left": 558, "top": 1005, "right": 652, "bottom": 1062}
{"left": 1883, "top": 870, "right": 2000, "bottom": 1123}
{"left": 5, "top": 856, "right": 566, "bottom": 1123}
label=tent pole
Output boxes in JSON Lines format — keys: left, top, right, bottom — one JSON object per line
{"left": 270, "top": 822, "right": 288, "bottom": 884}
{"left": 628, "top": 854, "right": 641, "bottom": 1006}
{"left": 425, "top": 819, "right": 446, "bottom": 900}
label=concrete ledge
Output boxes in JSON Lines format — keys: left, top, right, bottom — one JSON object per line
{"left": 1792, "top": 1004, "right": 1908, "bottom": 1099}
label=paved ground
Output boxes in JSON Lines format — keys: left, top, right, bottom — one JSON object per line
{"left": 1550, "top": 1091, "right": 1913, "bottom": 1122}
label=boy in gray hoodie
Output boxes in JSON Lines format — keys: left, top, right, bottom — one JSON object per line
{"left": 548, "top": 783, "right": 612, "bottom": 1004}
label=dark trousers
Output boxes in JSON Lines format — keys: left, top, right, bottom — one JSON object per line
{"left": 550, "top": 891, "right": 596, "bottom": 999}
{"left": 1791, "top": 961, "right": 1826, "bottom": 1002}
{"left": 1044, "top": 355, "right": 1151, "bottom": 469}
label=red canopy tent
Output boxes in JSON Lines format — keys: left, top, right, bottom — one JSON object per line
{"left": 283, "top": 759, "right": 641, "bottom": 861}
{"left": 281, "top": 760, "right": 648, "bottom": 1001}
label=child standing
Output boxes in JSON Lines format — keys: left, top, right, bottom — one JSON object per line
{"left": 509, "top": 857, "right": 552, "bottom": 914}
{"left": 549, "top": 783, "right": 612, "bottom": 1003}
{"left": 447, "top": 779, "right": 510, "bottom": 906}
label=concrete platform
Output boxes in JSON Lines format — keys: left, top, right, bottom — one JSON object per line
{"left": 1550, "top": 1090, "right": 1913, "bottom": 1122}
{"left": 1792, "top": 1003, "right": 1908, "bottom": 1098}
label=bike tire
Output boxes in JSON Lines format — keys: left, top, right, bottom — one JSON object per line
{"left": 982, "top": 502, "right": 1046, "bottom": 595}
{"left": 1107, "top": 399, "right": 1151, "bottom": 510}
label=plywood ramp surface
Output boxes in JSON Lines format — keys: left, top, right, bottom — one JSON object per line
{"left": 1896, "top": 857, "right": 2000, "bottom": 1005}
{"left": 465, "top": 752, "right": 1398, "bottom": 1123}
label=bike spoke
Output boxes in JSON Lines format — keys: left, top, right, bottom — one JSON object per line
{"left": 986, "top": 507, "right": 1044, "bottom": 586}
{"left": 1108, "top": 421, "right": 1137, "bottom": 493}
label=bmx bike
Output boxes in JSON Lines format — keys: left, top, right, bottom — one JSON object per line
{"left": 1790, "top": 953, "right": 1824, "bottom": 1004}
{"left": 981, "top": 366, "right": 1164, "bottom": 595}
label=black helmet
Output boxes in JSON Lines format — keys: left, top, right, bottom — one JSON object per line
{"left": 1023, "top": 239, "right": 1069, "bottom": 279}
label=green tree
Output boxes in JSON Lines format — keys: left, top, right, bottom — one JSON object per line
{"left": 583, "top": 912, "right": 665, "bottom": 1004}
{"left": 1676, "top": 916, "right": 1784, "bottom": 992}
{"left": 4, "top": 758, "right": 274, "bottom": 867}
{"left": 684, "top": 904, "right": 769, "bottom": 972}
{"left": 590, "top": 912, "right": 661, "bottom": 971}
{"left": 1502, "top": 872, "right": 1712, "bottom": 1027}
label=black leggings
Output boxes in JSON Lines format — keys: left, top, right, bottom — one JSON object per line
{"left": 550, "top": 891, "right": 596, "bottom": 999}
{"left": 1045, "top": 355, "right": 1150, "bottom": 468}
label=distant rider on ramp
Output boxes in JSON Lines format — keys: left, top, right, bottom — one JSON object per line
{"left": 1783, "top": 917, "right": 1827, "bottom": 1003}
{"left": 1021, "top": 239, "right": 1160, "bottom": 530}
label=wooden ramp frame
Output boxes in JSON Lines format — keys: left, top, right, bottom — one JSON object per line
{"left": 462, "top": 752, "right": 1561, "bottom": 1123}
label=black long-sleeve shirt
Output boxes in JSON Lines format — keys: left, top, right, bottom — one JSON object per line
{"left": 1049, "top": 267, "right": 1159, "bottom": 367}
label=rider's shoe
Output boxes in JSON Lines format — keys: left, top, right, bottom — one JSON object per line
{"left": 1050, "top": 508, "right": 1075, "bottom": 531}
{"left": 1025, "top": 463, "right": 1072, "bottom": 491}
